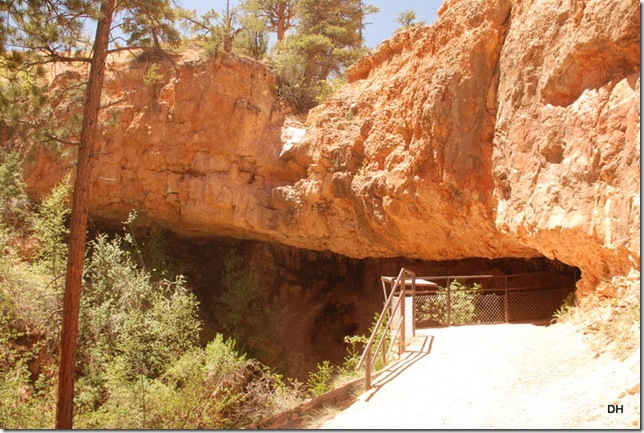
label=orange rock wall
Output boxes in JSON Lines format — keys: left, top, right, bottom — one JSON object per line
{"left": 492, "top": 0, "right": 640, "bottom": 293}
{"left": 23, "top": 0, "right": 640, "bottom": 294}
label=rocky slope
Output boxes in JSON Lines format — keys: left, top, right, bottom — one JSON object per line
{"left": 23, "top": 0, "right": 640, "bottom": 295}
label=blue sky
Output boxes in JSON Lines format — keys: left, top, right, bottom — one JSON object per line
{"left": 176, "top": 0, "right": 443, "bottom": 48}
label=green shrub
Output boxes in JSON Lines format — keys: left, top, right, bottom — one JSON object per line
{"left": 448, "top": 279, "right": 481, "bottom": 325}
{"left": 76, "top": 233, "right": 201, "bottom": 413}
{"left": 269, "top": 41, "right": 318, "bottom": 112}
{"left": 0, "top": 176, "right": 69, "bottom": 351}
{"left": 74, "top": 236, "right": 303, "bottom": 429}
{"left": 218, "top": 250, "right": 277, "bottom": 351}
{"left": 142, "top": 63, "right": 163, "bottom": 86}
{"left": 219, "top": 250, "right": 260, "bottom": 335}
{"left": 307, "top": 360, "right": 335, "bottom": 397}
{"left": 365, "top": 311, "right": 391, "bottom": 372}
{"left": 76, "top": 333, "right": 303, "bottom": 429}
{"left": 316, "top": 78, "right": 346, "bottom": 104}
{"left": 340, "top": 334, "right": 367, "bottom": 375}
{"left": 0, "top": 284, "right": 55, "bottom": 428}
{"left": 0, "top": 151, "right": 32, "bottom": 228}
{"left": 0, "top": 359, "right": 55, "bottom": 429}
{"left": 415, "top": 279, "right": 481, "bottom": 326}
{"left": 0, "top": 196, "right": 305, "bottom": 429}
{"left": 551, "top": 291, "right": 576, "bottom": 323}
{"left": 32, "top": 174, "right": 71, "bottom": 279}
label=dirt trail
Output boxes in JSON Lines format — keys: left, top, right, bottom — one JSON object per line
{"left": 320, "top": 323, "right": 640, "bottom": 429}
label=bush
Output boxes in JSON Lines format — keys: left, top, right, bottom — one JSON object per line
{"left": 75, "top": 232, "right": 202, "bottom": 412}
{"left": 0, "top": 191, "right": 305, "bottom": 428}
{"left": 307, "top": 360, "right": 335, "bottom": 397}
{"left": 316, "top": 78, "right": 346, "bottom": 104}
{"left": 340, "top": 334, "right": 367, "bottom": 375}
{"left": 0, "top": 151, "right": 32, "bottom": 228}
{"left": 217, "top": 250, "right": 275, "bottom": 366}
{"left": 551, "top": 291, "right": 576, "bottom": 323}
{"left": 0, "top": 359, "right": 55, "bottom": 429}
{"left": 219, "top": 250, "right": 262, "bottom": 336}
{"left": 269, "top": 40, "right": 318, "bottom": 112}
{"left": 0, "top": 177, "right": 69, "bottom": 351}
{"left": 0, "top": 276, "right": 56, "bottom": 429}
{"left": 32, "top": 174, "right": 71, "bottom": 279}
{"left": 448, "top": 279, "right": 481, "bottom": 325}
{"left": 74, "top": 235, "right": 305, "bottom": 429}
{"left": 415, "top": 279, "right": 481, "bottom": 326}
{"left": 75, "top": 334, "right": 304, "bottom": 429}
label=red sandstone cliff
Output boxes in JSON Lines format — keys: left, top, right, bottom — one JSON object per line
{"left": 23, "top": 0, "right": 640, "bottom": 295}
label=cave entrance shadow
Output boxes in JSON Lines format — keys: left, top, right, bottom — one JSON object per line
{"left": 364, "top": 334, "right": 434, "bottom": 402}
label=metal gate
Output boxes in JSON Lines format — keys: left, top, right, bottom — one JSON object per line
{"left": 413, "top": 273, "right": 576, "bottom": 327}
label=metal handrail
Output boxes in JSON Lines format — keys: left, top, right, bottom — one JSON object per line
{"left": 357, "top": 267, "right": 416, "bottom": 390}
{"left": 356, "top": 268, "right": 403, "bottom": 370}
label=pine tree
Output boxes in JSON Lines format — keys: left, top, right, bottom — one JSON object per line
{"left": 179, "top": 0, "right": 243, "bottom": 55}
{"left": 55, "top": 0, "right": 116, "bottom": 427}
{"left": 255, "top": 0, "right": 298, "bottom": 41}
{"left": 118, "top": 0, "right": 181, "bottom": 56}
{"left": 288, "top": 0, "right": 376, "bottom": 84}
{"left": 395, "top": 9, "right": 425, "bottom": 34}
{"left": 236, "top": 2, "right": 270, "bottom": 59}
{"left": 270, "top": 0, "right": 377, "bottom": 110}
{"left": 0, "top": 0, "right": 184, "bottom": 427}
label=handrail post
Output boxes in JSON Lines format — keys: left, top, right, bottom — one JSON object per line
{"left": 400, "top": 276, "right": 406, "bottom": 353}
{"left": 504, "top": 275, "right": 509, "bottom": 323}
{"left": 412, "top": 272, "right": 416, "bottom": 337}
{"left": 365, "top": 346, "right": 372, "bottom": 390}
{"left": 399, "top": 276, "right": 406, "bottom": 355}
{"left": 446, "top": 277, "right": 451, "bottom": 327}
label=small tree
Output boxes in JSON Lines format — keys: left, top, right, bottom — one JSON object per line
{"left": 235, "top": 3, "right": 270, "bottom": 59}
{"left": 117, "top": 0, "right": 182, "bottom": 56}
{"left": 394, "top": 10, "right": 425, "bottom": 34}
{"left": 1, "top": 0, "right": 186, "bottom": 427}
{"left": 179, "top": 0, "right": 243, "bottom": 55}
{"left": 270, "top": 0, "right": 377, "bottom": 110}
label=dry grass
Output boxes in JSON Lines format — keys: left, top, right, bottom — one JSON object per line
{"left": 301, "top": 404, "right": 344, "bottom": 429}
{"left": 555, "top": 271, "right": 640, "bottom": 361}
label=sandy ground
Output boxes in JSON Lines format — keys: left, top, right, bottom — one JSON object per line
{"left": 320, "top": 323, "right": 640, "bottom": 429}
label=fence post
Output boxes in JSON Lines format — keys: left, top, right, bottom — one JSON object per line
{"left": 365, "top": 346, "right": 372, "bottom": 390}
{"left": 411, "top": 273, "right": 416, "bottom": 337}
{"left": 504, "top": 276, "right": 509, "bottom": 323}
{"left": 446, "top": 277, "right": 451, "bottom": 327}
{"left": 399, "top": 278, "right": 406, "bottom": 355}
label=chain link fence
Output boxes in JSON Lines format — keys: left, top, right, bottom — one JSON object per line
{"left": 413, "top": 272, "right": 576, "bottom": 327}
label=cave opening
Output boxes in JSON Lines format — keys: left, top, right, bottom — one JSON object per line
{"left": 137, "top": 231, "right": 581, "bottom": 381}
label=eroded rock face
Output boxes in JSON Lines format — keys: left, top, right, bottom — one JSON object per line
{"left": 25, "top": 50, "right": 307, "bottom": 241}
{"left": 22, "top": 0, "right": 640, "bottom": 294}
{"left": 492, "top": 0, "right": 640, "bottom": 293}
{"left": 274, "top": 0, "right": 535, "bottom": 261}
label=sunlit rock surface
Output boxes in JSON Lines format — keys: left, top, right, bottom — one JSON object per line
{"left": 23, "top": 0, "right": 640, "bottom": 294}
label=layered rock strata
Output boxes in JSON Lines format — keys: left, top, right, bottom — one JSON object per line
{"left": 23, "top": 0, "right": 640, "bottom": 294}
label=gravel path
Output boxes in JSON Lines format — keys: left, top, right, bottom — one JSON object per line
{"left": 320, "top": 323, "right": 640, "bottom": 429}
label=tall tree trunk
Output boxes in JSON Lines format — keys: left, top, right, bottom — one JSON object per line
{"left": 276, "top": 2, "right": 286, "bottom": 41}
{"left": 55, "top": 0, "right": 116, "bottom": 428}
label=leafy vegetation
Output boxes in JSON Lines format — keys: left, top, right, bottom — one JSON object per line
{"left": 176, "top": 0, "right": 378, "bottom": 111}
{"left": 448, "top": 279, "right": 481, "bottom": 325}
{"left": 0, "top": 161, "right": 305, "bottom": 428}
{"left": 307, "top": 360, "right": 336, "bottom": 397}
{"left": 416, "top": 279, "right": 482, "bottom": 326}
{"left": 0, "top": 1, "right": 428, "bottom": 425}
{"left": 394, "top": 9, "right": 426, "bottom": 33}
